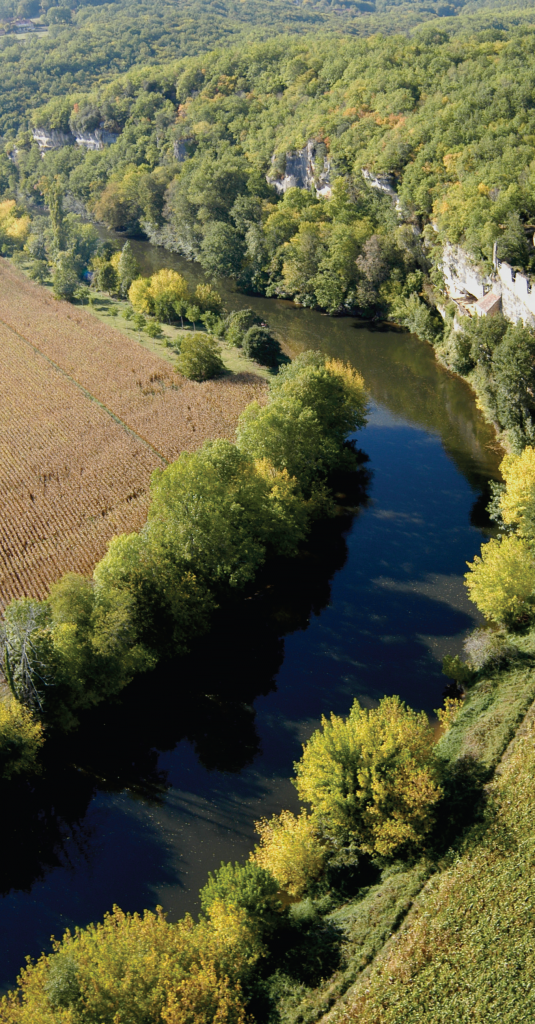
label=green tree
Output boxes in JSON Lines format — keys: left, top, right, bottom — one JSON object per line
{"left": 176, "top": 333, "right": 224, "bottom": 380}
{"left": 96, "top": 261, "right": 118, "bottom": 296}
{"left": 200, "top": 861, "right": 282, "bottom": 938}
{"left": 116, "top": 241, "right": 139, "bottom": 297}
{"left": 199, "top": 222, "right": 246, "bottom": 278}
{"left": 52, "top": 251, "right": 79, "bottom": 300}
{"left": 242, "top": 325, "right": 281, "bottom": 366}
{"left": 146, "top": 441, "right": 268, "bottom": 589}
{"left": 294, "top": 696, "right": 442, "bottom": 856}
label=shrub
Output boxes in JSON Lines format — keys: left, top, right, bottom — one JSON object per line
{"left": 294, "top": 696, "right": 442, "bottom": 857}
{"left": 145, "top": 320, "right": 163, "bottom": 338}
{"left": 176, "top": 334, "right": 225, "bottom": 381}
{"left": 463, "top": 628, "right": 516, "bottom": 671}
{"left": 200, "top": 861, "right": 282, "bottom": 937}
{"left": 224, "top": 308, "right": 262, "bottom": 347}
{"left": 26, "top": 259, "right": 49, "bottom": 284}
{"left": 465, "top": 534, "right": 535, "bottom": 625}
{"left": 0, "top": 698, "right": 43, "bottom": 779}
{"left": 251, "top": 810, "right": 326, "bottom": 898}
{"left": 242, "top": 326, "right": 282, "bottom": 366}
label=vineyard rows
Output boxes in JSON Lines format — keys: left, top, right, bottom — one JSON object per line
{"left": 0, "top": 261, "right": 266, "bottom": 609}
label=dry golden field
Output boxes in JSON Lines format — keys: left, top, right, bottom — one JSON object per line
{"left": 0, "top": 260, "right": 266, "bottom": 610}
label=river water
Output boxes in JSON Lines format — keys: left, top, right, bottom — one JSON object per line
{"left": 0, "top": 243, "right": 501, "bottom": 991}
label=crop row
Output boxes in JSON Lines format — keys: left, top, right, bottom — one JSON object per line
{"left": 0, "top": 261, "right": 266, "bottom": 461}
{"left": 0, "top": 320, "right": 158, "bottom": 609}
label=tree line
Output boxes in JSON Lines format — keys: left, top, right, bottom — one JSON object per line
{"left": 0, "top": 352, "right": 367, "bottom": 773}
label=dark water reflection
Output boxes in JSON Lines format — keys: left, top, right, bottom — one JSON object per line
{"left": 0, "top": 242, "right": 502, "bottom": 990}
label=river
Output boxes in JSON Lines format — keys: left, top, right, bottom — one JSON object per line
{"left": 0, "top": 241, "right": 501, "bottom": 991}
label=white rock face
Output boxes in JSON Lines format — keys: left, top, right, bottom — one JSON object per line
{"left": 32, "top": 127, "right": 119, "bottom": 153}
{"left": 441, "top": 241, "right": 535, "bottom": 327}
{"left": 267, "top": 141, "right": 331, "bottom": 197}
{"left": 73, "top": 129, "right": 119, "bottom": 150}
{"left": 32, "top": 128, "right": 75, "bottom": 151}
{"left": 361, "top": 169, "right": 401, "bottom": 212}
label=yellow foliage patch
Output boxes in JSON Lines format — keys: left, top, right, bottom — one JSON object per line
{"left": 251, "top": 809, "right": 326, "bottom": 897}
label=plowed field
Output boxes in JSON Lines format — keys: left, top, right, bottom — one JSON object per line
{"left": 0, "top": 260, "right": 266, "bottom": 609}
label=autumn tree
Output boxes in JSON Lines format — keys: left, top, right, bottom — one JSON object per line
{"left": 293, "top": 696, "right": 442, "bottom": 857}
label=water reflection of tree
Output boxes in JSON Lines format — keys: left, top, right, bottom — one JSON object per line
{"left": 0, "top": 462, "right": 371, "bottom": 899}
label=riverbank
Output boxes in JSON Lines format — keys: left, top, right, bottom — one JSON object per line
{"left": 5, "top": 625, "right": 535, "bottom": 1022}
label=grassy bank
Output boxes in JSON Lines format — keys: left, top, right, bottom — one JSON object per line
{"left": 269, "top": 633, "right": 535, "bottom": 1024}
{"left": 337, "top": 707, "right": 535, "bottom": 1023}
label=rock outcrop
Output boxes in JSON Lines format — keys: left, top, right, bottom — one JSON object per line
{"left": 267, "top": 141, "right": 331, "bottom": 197}
{"left": 32, "top": 127, "right": 119, "bottom": 153}
{"left": 361, "top": 169, "right": 401, "bottom": 212}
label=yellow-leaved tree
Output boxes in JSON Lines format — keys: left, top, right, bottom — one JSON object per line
{"left": 0, "top": 200, "right": 30, "bottom": 249}
{"left": 251, "top": 809, "right": 326, "bottom": 897}
{"left": 0, "top": 902, "right": 260, "bottom": 1024}
{"left": 0, "top": 699, "right": 43, "bottom": 780}
{"left": 128, "top": 276, "right": 153, "bottom": 314}
{"left": 499, "top": 446, "right": 535, "bottom": 539}
{"left": 293, "top": 696, "right": 442, "bottom": 858}
{"left": 148, "top": 269, "right": 190, "bottom": 322}
{"left": 465, "top": 535, "right": 535, "bottom": 625}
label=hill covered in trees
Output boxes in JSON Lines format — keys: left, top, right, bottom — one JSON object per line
{"left": 0, "top": 0, "right": 529, "bottom": 134}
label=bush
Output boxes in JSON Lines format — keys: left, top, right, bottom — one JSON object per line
{"left": 243, "top": 326, "right": 282, "bottom": 366}
{"left": 176, "top": 334, "right": 225, "bottom": 381}
{"left": 26, "top": 259, "right": 49, "bottom": 284}
{"left": 0, "top": 698, "right": 43, "bottom": 779}
{"left": 294, "top": 696, "right": 442, "bottom": 857}
{"left": 465, "top": 534, "right": 535, "bottom": 626}
{"left": 224, "top": 308, "right": 262, "bottom": 347}
{"left": 145, "top": 320, "right": 163, "bottom": 338}
{"left": 251, "top": 810, "right": 326, "bottom": 898}
{"left": 200, "top": 861, "right": 282, "bottom": 937}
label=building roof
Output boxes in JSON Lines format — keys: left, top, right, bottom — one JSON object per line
{"left": 475, "top": 292, "right": 502, "bottom": 317}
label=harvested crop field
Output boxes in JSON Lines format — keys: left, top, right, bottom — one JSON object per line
{"left": 0, "top": 260, "right": 266, "bottom": 610}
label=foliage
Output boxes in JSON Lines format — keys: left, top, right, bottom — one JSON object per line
{"left": 446, "top": 316, "right": 535, "bottom": 449}
{"left": 242, "top": 326, "right": 282, "bottom": 367}
{"left": 498, "top": 446, "right": 535, "bottom": 539}
{"left": 237, "top": 352, "right": 367, "bottom": 490}
{"left": 224, "top": 309, "right": 262, "bottom": 347}
{"left": 176, "top": 334, "right": 225, "bottom": 381}
{"left": 116, "top": 240, "right": 138, "bottom": 297}
{"left": 0, "top": 199, "right": 29, "bottom": 253}
{"left": 0, "top": 902, "right": 260, "bottom": 1024}
{"left": 148, "top": 268, "right": 189, "bottom": 322}
{"left": 435, "top": 697, "right": 463, "bottom": 733}
{"left": 0, "top": 697, "right": 43, "bottom": 779}
{"left": 200, "top": 861, "right": 283, "bottom": 938}
{"left": 342, "top": 719, "right": 535, "bottom": 1023}
{"left": 465, "top": 534, "right": 535, "bottom": 626}
{"left": 294, "top": 696, "right": 442, "bottom": 856}
{"left": 252, "top": 810, "right": 326, "bottom": 898}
